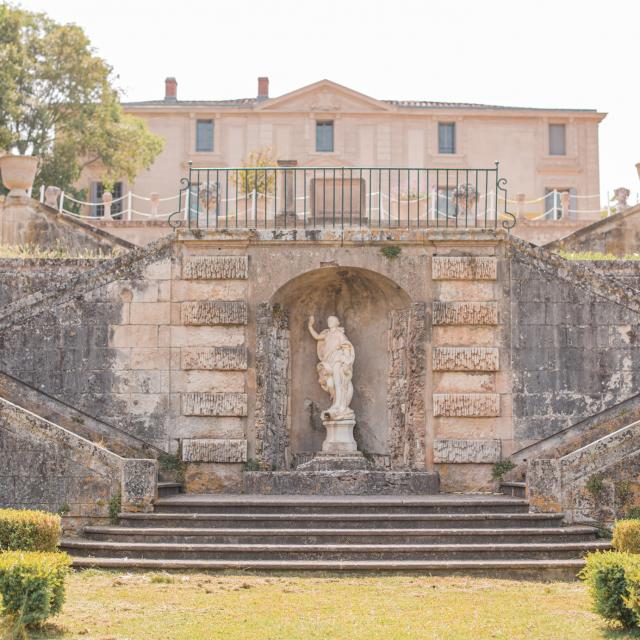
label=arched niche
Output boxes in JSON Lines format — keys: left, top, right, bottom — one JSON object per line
{"left": 255, "top": 266, "right": 426, "bottom": 470}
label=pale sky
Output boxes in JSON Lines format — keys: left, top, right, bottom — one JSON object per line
{"left": 15, "top": 0, "right": 640, "bottom": 204}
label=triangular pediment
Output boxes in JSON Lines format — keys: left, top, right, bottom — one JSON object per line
{"left": 255, "top": 79, "right": 395, "bottom": 113}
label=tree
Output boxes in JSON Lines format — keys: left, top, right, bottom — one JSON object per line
{"left": 0, "top": 4, "right": 163, "bottom": 191}
{"left": 233, "top": 147, "right": 277, "bottom": 195}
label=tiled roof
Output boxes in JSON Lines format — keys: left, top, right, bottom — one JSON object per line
{"left": 123, "top": 97, "right": 596, "bottom": 113}
{"left": 384, "top": 100, "right": 597, "bottom": 112}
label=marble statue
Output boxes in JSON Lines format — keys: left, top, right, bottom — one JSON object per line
{"left": 611, "top": 187, "right": 631, "bottom": 214}
{"left": 307, "top": 315, "right": 355, "bottom": 421}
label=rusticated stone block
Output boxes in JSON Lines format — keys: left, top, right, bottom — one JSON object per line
{"left": 182, "top": 301, "right": 247, "bottom": 325}
{"left": 432, "top": 301, "right": 498, "bottom": 325}
{"left": 183, "top": 256, "right": 248, "bottom": 280}
{"left": 433, "top": 393, "right": 500, "bottom": 417}
{"left": 432, "top": 347, "right": 499, "bottom": 371}
{"left": 433, "top": 439, "right": 502, "bottom": 463}
{"left": 432, "top": 256, "right": 497, "bottom": 280}
{"left": 182, "top": 438, "right": 247, "bottom": 463}
{"left": 181, "top": 346, "right": 247, "bottom": 370}
{"left": 182, "top": 392, "right": 247, "bottom": 416}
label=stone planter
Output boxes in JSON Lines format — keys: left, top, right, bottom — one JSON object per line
{"left": 0, "top": 155, "right": 38, "bottom": 199}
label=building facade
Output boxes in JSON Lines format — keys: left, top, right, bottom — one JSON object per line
{"left": 82, "top": 77, "right": 605, "bottom": 221}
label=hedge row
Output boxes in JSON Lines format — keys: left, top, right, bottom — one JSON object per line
{"left": 0, "top": 509, "right": 61, "bottom": 552}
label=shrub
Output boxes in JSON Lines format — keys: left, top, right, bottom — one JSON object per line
{"left": 0, "top": 509, "right": 61, "bottom": 552}
{"left": 108, "top": 494, "right": 122, "bottom": 525}
{"left": 613, "top": 519, "right": 640, "bottom": 554}
{"left": 0, "top": 551, "right": 71, "bottom": 632}
{"left": 580, "top": 551, "right": 640, "bottom": 630}
{"left": 491, "top": 459, "right": 515, "bottom": 481}
{"left": 380, "top": 245, "right": 401, "bottom": 259}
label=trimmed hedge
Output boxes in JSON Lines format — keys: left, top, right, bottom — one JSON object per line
{"left": 613, "top": 519, "right": 640, "bottom": 554}
{"left": 0, "top": 551, "right": 71, "bottom": 630}
{"left": 581, "top": 551, "right": 640, "bottom": 630}
{"left": 0, "top": 509, "right": 61, "bottom": 552}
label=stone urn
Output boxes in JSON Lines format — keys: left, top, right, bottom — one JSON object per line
{"left": 0, "top": 155, "right": 38, "bottom": 199}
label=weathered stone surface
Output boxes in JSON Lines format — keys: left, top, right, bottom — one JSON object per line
{"left": 182, "top": 392, "right": 248, "bottom": 416}
{"left": 433, "top": 438, "right": 502, "bottom": 463}
{"left": 181, "top": 346, "right": 247, "bottom": 370}
{"left": 432, "top": 256, "right": 497, "bottom": 280}
{"left": 181, "top": 301, "right": 248, "bottom": 325}
{"left": 432, "top": 347, "right": 499, "bottom": 371}
{"left": 183, "top": 255, "right": 248, "bottom": 280}
{"left": 243, "top": 470, "right": 440, "bottom": 495}
{"left": 387, "top": 303, "right": 426, "bottom": 468}
{"left": 432, "top": 301, "right": 498, "bottom": 325}
{"left": 433, "top": 393, "right": 501, "bottom": 417}
{"left": 254, "top": 303, "right": 289, "bottom": 469}
{"left": 122, "top": 459, "right": 157, "bottom": 512}
{"left": 182, "top": 438, "right": 248, "bottom": 463}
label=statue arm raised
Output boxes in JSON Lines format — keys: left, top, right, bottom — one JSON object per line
{"left": 307, "top": 315, "right": 321, "bottom": 340}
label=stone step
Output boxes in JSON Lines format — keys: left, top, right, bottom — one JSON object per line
{"left": 500, "top": 482, "right": 527, "bottom": 498}
{"left": 157, "top": 482, "right": 183, "bottom": 498}
{"left": 83, "top": 525, "right": 599, "bottom": 545}
{"left": 61, "top": 539, "right": 610, "bottom": 562}
{"left": 67, "top": 556, "right": 588, "bottom": 580}
{"left": 117, "top": 511, "right": 565, "bottom": 529}
{"left": 152, "top": 495, "right": 530, "bottom": 515}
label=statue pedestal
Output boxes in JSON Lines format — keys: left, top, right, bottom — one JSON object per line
{"left": 322, "top": 418, "right": 357, "bottom": 455}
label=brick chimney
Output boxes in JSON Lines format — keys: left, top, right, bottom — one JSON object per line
{"left": 165, "top": 77, "right": 177, "bottom": 102}
{"left": 257, "top": 77, "right": 269, "bottom": 101}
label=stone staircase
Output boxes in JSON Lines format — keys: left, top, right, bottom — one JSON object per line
{"left": 61, "top": 494, "right": 609, "bottom": 578}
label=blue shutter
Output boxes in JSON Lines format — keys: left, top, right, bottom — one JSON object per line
{"left": 438, "top": 123, "right": 455, "bottom": 154}
{"left": 316, "top": 121, "right": 334, "bottom": 152}
{"left": 549, "top": 124, "right": 566, "bottom": 155}
{"left": 196, "top": 120, "right": 214, "bottom": 152}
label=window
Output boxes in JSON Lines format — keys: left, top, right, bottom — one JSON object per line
{"left": 316, "top": 121, "right": 334, "bottom": 152}
{"left": 544, "top": 187, "right": 576, "bottom": 220}
{"left": 549, "top": 124, "right": 566, "bottom": 156}
{"left": 196, "top": 119, "right": 214, "bottom": 152}
{"left": 438, "top": 123, "right": 456, "bottom": 154}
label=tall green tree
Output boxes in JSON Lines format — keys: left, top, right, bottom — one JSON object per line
{"left": 0, "top": 4, "right": 163, "bottom": 191}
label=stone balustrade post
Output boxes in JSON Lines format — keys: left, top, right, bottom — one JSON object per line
{"left": 102, "top": 191, "right": 113, "bottom": 219}
{"left": 150, "top": 192, "right": 160, "bottom": 217}
{"left": 516, "top": 193, "right": 526, "bottom": 219}
{"left": 560, "top": 191, "right": 570, "bottom": 220}
{"left": 44, "top": 186, "right": 61, "bottom": 210}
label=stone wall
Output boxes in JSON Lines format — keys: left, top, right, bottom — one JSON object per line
{"left": 544, "top": 204, "right": 640, "bottom": 256}
{"left": 0, "top": 396, "right": 156, "bottom": 528}
{"left": 509, "top": 237, "right": 640, "bottom": 449}
{"left": 1, "top": 199, "right": 134, "bottom": 255}
{"left": 0, "top": 258, "right": 96, "bottom": 306}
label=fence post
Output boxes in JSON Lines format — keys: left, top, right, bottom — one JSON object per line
{"left": 560, "top": 191, "right": 570, "bottom": 220}
{"left": 127, "top": 191, "right": 133, "bottom": 221}
{"left": 58, "top": 191, "right": 64, "bottom": 214}
{"left": 516, "top": 193, "right": 525, "bottom": 219}
{"left": 39, "top": 185, "right": 45, "bottom": 203}
{"left": 553, "top": 190, "right": 559, "bottom": 220}
{"left": 150, "top": 192, "right": 160, "bottom": 218}
{"left": 102, "top": 192, "right": 113, "bottom": 219}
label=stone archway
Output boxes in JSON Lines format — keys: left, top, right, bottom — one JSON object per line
{"left": 254, "top": 266, "right": 427, "bottom": 471}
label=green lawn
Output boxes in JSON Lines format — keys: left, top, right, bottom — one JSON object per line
{"left": 23, "top": 570, "right": 635, "bottom": 640}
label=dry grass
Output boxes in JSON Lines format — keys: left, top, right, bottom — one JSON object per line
{"left": 0, "top": 243, "right": 118, "bottom": 260}
{"left": 558, "top": 250, "right": 640, "bottom": 261}
{"left": 15, "top": 570, "right": 637, "bottom": 640}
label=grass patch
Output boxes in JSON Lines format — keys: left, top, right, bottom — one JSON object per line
{"left": 21, "top": 570, "right": 629, "bottom": 639}
{"left": 0, "top": 243, "right": 119, "bottom": 260}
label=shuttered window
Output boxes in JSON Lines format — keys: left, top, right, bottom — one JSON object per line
{"left": 549, "top": 124, "right": 566, "bottom": 156}
{"left": 438, "top": 123, "right": 456, "bottom": 154}
{"left": 196, "top": 120, "right": 214, "bottom": 152}
{"left": 316, "top": 121, "right": 334, "bottom": 152}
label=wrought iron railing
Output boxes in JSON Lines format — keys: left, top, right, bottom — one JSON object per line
{"left": 168, "top": 162, "right": 516, "bottom": 230}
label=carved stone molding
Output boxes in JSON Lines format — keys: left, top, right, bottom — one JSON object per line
{"left": 182, "top": 301, "right": 248, "bottom": 325}
{"left": 181, "top": 346, "right": 247, "bottom": 370}
{"left": 432, "top": 301, "right": 498, "bottom": 325}
{"left": 183, "top": 255, "right": 248, "bottom": 280}
{"left": 432, "top": 347, "right": 499, "bottom": 371}
{"left": 182, "top": 438, "right": 247, "bottom": 463}
{"left": 432, "top": 256, "right": 497, "bottom": 280}
{"left": 433, "top": 438, "right": 502, "bottom": 463}
{"left": 433, "top": 393, "right": 500, "bottom": 417}
{"left": 182, "top": 392, "right": 248, "bottom": 416}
